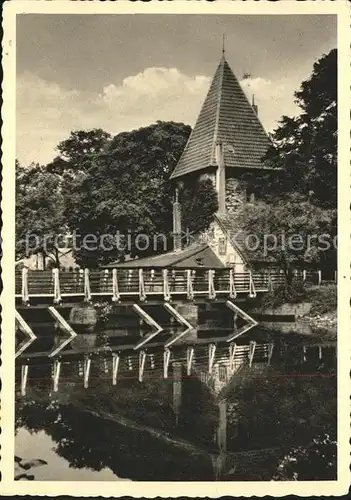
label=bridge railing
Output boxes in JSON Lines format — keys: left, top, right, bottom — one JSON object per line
{"left": 15, "top": 267, "right": 287, "bottom": 303}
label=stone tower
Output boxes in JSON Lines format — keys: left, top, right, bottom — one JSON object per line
{"left": 170, "top": 53, "right": 271, "bottom": 215}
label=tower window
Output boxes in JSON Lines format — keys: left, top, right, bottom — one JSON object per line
{"left": 218, "top": 237, "right": 227, "bottom": 255}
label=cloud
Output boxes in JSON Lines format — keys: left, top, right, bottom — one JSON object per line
{"left": 16, "top": 68, "right": 299, "bottom": 166}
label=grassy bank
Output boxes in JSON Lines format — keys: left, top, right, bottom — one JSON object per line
{"left": 256, "top": 282, "right": 337, "bottom": 338}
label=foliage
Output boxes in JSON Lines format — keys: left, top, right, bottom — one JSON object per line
{"left": 47, "top": 128, "right": 112, "bottom": 174}
{"left": 233, "top": 194, "right": 336, "bottom": 281}
{"left": 273, "top": 434, "right": 337, "bottom": 481}
{"left": 15, "top": 162, "right": 67, "bottom": 267}
{"left": 305, "top": 284, "right": 337, "bottom": 316}
{"left": 242, "top": 49, "right": 337, "bottom": 209}
{"left": 60, "top": 121, "right": 217, "bottom": 266}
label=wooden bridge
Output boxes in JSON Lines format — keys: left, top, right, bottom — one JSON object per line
{"left": 16, "top": 266, "right": 335, "bottom": 397}
{"left": 16, "top": 267, "right": 284, "bottom": 304}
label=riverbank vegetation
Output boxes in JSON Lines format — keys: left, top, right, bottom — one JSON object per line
{"left": 235, "top": 49, "right": 337, "bottom": 280}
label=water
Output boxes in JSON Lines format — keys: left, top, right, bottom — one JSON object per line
{"left": 15, "top": 320, "right": 337, "bottom": 481}
{"left": 16, "top": 429, "right": 123, "bottom": 481}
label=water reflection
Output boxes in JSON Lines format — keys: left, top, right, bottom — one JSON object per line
{"left": 15, "top": 329, "right": 337, "bottom": 481}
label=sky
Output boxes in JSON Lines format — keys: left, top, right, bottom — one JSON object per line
{"left": 16, "top": 14, "right": 337, "bottom": 166}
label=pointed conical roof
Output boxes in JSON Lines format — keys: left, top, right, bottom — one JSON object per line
{"left": 170, "top": 55, "right": 271, "bottom": 179}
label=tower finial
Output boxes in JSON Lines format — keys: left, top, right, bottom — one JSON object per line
{"left": 222, "top": 33, "right": 226, "bottom": 55}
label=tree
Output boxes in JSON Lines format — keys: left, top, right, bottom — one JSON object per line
{"left": 273, "top": 434, "right": 337, "bottom": 481}
{"left": 54, "top": 129, "right": 112, "bottom": 171}
{"left": 15, "top": 161, "right": 68, "bottom": 268}
{"left": 61, "top": 121, "right": 218, "bottom": 266}
{"left": 233, "top": 194, "right": 336, "bottom": 283}
{"left": 242, "top": 49, "right": 337, "bottom": 208}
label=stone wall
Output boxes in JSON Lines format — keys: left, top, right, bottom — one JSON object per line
{"left": 225, "top": 177, "right": 247, "bottom": 213}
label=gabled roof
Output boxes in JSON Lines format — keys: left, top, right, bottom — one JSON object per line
{"left": 215, "top": 214, "right": 276, "bottom": 264}
{"left": 104, "top": 242, "right": 225, "bottom": 269}
{"left": 170, "top": 55, "right": 271, "bottom": 180}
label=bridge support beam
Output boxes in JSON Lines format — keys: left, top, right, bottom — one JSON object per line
{"left": 22, "top": 267, "right": 29, "bottom": 305}
{"left": 48, "top": 307, "right": 77, "bottom": 357}
{"left": 15, "top": 310, "right": 37, "bottom": 358}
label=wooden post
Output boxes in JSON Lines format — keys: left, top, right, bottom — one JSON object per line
{"left": 52, "top": 268, "right": 61, "bottom": 304}
{"left": 186, "top": 269, "right": 194, "bottom": 299}
{"left": 267, "top": 342, "right": 274, "bottom": 366}
{"left": 248, "top": 271, "right": 257, "bottom": 298}
{"left": 162, "top": 269, "right": 171, "bottom": 301}
{"left": 52, "top": 360, "right": 61, "bottom": 392}
{"left": 112, "top": 268, "right": 120, "bottom": 302}
{"left": 186, "top": 346, "right": 194, "bottom": 376}
{"left": 103, "top": 269, "right": 109, "bottom": 292}
{"left": 112, "top": 353, "right": 120, "bottom": 386}
{"left": 163, "top": 348, "right": 171, "bottom": 378}
{"left": 22, "top": 267, "right": 29, "bottom": 305}
{"left": 139, "top": 350, "right": 146, "bottom": 382}
{"left": 78, "top": 360, "right": 83, "bottom": 376}
{"left": 215, "top": 142, "right": 226, "bottom": 216}
{"left": 229, "top": 268, "right": 237, "bottom": 299}
{"left": 229, "top": 343, "right": 237, "bottom": 371}
{"left": 208, "top": 343, "right": 216, "bottom": 374}
{"left": 21, "top": 364, "right": 28, "bottom": 396}
{"left": 83, "top": 355, "right": 91, "bottom": 389}
{"left": 139, "top": 269, "right": 146, "bottom": 301}
{"left": 84, "top": 268, "right": 91, "bottom": 302}
{"left": 317, "top": 270, "right": 322, "bottom": 286}
{"left": 249, "top": 341, "right": 256, "bottom": 367}
{"left": 172, "top": 362, "right": 182, "bottom": 426}
{"left": 208, "top": 269, "right": 216, "bottom": 299}
{"left": 217, "top": 400, "right": 227, "bottom": 452}
{"left": 268, "top": 270, "right": 273, "bottom": 292}
{"left": 47, "top": 306, "right": 78, "bottom": 357}
{"left": 318, "top": 345, "right": 323, "bottom": 360}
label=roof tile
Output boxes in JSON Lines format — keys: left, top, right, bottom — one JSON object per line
{"left": 170, "top": 56, "right": 271, "bottom": 179}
